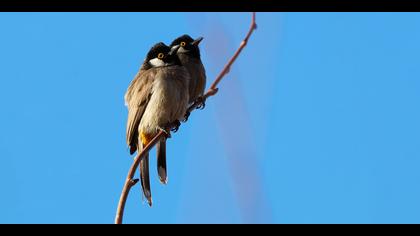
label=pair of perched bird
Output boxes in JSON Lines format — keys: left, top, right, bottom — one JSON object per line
{"left": 124, "top": 35, "right": 206, "bottom": 206}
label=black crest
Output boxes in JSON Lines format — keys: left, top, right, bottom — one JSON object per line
{"left": 145, "top": 42, "right": 170, "bottom": 61}
{"left": 170, "top": 34, "right": 201, "bottom": 59}
{"left": 142, "top": 42, "right": 181, "bottom": 69}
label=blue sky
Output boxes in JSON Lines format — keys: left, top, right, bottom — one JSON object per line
{"left": 1, "top": 12, "right": 420, "bottom": 223}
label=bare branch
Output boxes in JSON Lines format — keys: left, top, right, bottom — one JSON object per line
{"left": 115, "top": 12, "right": 257, "bottom": 224}
{"left": 115, "top": 130, "right": 166, "bottom": 224}
{"left": 187, "top": 12, "right": 257, "bottom": 113}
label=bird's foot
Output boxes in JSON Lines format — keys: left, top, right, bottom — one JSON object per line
{"left": 182, "top": 111, "right": 191, "bottom": 122}
{"left": 195, "top": 96, "right": 206, "bottom": 110}
{"left": 170, "top": 120, "right": 181, "bottom": 133}
{"left": 157, "top": 126, "right": 171, "bottom": 139}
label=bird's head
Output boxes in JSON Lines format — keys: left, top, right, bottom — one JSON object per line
{"left": 143, "top": 42, "right": 181, "bottom": 69}
{"left": 170, "top": 34, "right": 203, "bottom": 59}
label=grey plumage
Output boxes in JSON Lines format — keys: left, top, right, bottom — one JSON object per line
{"left": 170, "top": 35, "right": 206, "bottom": 104}
{"left": 124, "top": 43, "right": 190, "bottom": 206}
{"left": 177, "top": 53, "right": 206, "bottom": 104}
{"left": 125, "top": 68, "right": 154, "bottom": 155}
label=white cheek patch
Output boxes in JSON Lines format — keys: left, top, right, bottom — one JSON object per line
{"left": 149, "top": 58, "right": 165, "bottom": 67}
{"left": 177, "top": 47, "right": 189, "bottom": 54}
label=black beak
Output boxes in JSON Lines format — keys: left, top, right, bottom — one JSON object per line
{"left": 191, "top": 37, "right": 204, "bottom": 46}
{"left": 169, "top": 45, "right": 180, "bottom": 56}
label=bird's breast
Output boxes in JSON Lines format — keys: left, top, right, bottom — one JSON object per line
{"left": 139, "top": 67, "right": 190, "bottom": 135}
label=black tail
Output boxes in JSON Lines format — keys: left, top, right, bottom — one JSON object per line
{"left": 140, "top": 151, "right": 152, "bottom": 206}
{"left": 157, "top": 137, "right": 167, "bottom": 184}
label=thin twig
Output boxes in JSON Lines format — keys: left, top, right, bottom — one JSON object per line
{"left": 115, "top": 12, "right": 257, "bottom": 224}
{"left": 187, "top": 12, "right": 257, "bottom": 114}
{"left": 115, "top": 130, "right": 165, "bottom": 224}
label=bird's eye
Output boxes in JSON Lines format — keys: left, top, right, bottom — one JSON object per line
{"left": 157, "top": 53, "right": 164, "bottom": 59}
{"left": 180, "top": 41, "right": 186, "bottom": 47}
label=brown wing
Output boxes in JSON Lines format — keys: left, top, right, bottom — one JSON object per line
{"left": 124, "top": 68, "right": 157, "bottom": 154}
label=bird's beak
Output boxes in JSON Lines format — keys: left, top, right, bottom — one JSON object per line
{"left": 191, "top": 37, "right": 204, "bottom": 46}
{"left": 169, "top": 45, "right": 180, "bottom": 56}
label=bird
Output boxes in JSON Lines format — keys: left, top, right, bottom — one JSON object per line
{"left": 170, "top": 34, "right": 207, "bottom": 119}
{"left": 124, "top": 42, "right": 190, "bottom": 206}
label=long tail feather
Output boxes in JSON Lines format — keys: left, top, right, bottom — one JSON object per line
{"left": 157, "top": 137, "right": 167, "bottom": 184}
{"left": 140, "top": 144, "right": 152, "bottom": 206}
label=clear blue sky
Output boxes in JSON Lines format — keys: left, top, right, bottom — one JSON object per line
{"left": 1, "top": 12, "right": 420, "bottom": 223}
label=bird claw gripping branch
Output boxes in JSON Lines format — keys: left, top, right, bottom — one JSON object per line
{"left": 170, "top": 120, "right": 181, "bottom": 133}
{"left": 195, "top": 96, "right": 206, "bottom": 110}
